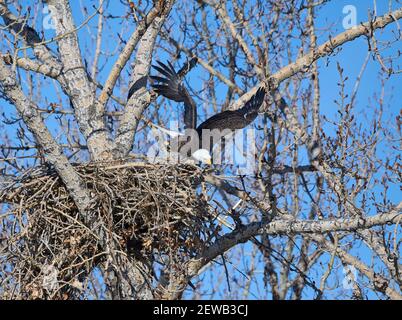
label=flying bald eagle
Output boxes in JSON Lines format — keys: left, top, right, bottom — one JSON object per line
{"left": 150, "top": 60, "right": 266, "bottom": 164}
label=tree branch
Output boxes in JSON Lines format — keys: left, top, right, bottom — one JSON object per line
{"left": 46, "top": 0, "right": 113, "bottom": 160}
{"left": 114, "top": 1, "right": 175, "bottom": 157}
{"left": 0, "top": 59, "right": 93, "bottom": 215}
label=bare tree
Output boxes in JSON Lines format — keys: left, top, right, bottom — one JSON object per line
{"left": 0, "top": 0, "right": 401, "bottom": 300}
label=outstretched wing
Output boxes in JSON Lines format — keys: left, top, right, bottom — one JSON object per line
{"left": 150, "top": 60, "right": 197, "bottom": 130}
{"left": 238, "top": 87, "right": 266, "bottom": 121}
{"left": 196, "top": 87, "right": 266, "bottom": 134}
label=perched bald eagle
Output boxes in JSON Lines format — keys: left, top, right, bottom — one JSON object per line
{"left": 150, "top": 60, "right": 266, "bottom": 164}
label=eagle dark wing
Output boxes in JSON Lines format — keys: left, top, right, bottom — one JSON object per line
{"left": 150, "top": 60, "right": 197, "bottom": 130}
{"left": 196, "top": 87, "right": 266, "bottom": 135}
{"left": 127, "top": 76, "right": 148, "bottom": 100}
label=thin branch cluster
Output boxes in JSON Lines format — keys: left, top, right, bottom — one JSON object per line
{"left": 0, "top": 159, "right": 215, "bottom": 299}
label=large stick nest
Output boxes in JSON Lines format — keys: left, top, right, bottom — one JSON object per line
{"left": 0, "top": 159, "right": 218, "bottom": 299}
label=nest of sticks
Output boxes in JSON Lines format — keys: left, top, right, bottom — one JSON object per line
{"left": 0, "top": 159, "right": 218, "bottom": 299}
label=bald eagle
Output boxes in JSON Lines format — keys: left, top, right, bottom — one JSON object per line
{"left": 150, "top": 60, "right": 266, "bottom": 164}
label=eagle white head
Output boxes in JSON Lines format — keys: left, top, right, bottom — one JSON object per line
{"left": 192, "top": 149, "right": 212, "bottom": 165}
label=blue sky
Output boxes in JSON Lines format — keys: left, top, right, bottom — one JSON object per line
{"left": 0, "top": 0, "right": 401, "bottom": 299}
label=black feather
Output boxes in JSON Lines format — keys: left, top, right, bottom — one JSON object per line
{"left": 127, "top": 76, "right": 148, "bottom": 101}
{"left": 197, "top": 87, "right": 266, "bottom": 133}
{"left": 151, "top": 60, "right": 197, "bottom": 129}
